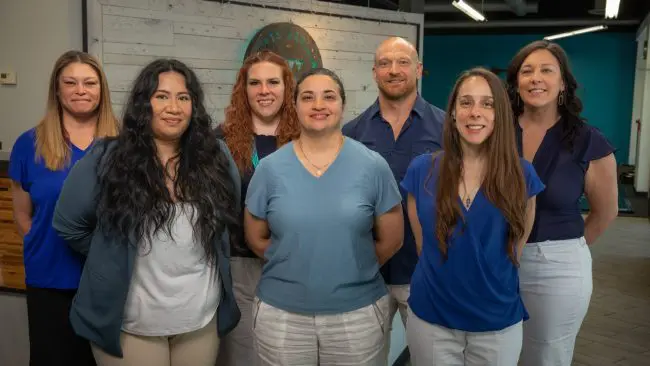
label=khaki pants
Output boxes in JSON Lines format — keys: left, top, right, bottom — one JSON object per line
{"left": 91, "top": 315, "right": 219, "bottom": 366}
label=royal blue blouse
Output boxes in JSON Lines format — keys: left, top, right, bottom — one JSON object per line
{"left": 401, "top": 153, "right": 545, "bottom": 332}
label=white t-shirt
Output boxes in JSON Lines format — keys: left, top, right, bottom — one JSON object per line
{"left": 122, "top": 204, "right": 221, "bottom": 336}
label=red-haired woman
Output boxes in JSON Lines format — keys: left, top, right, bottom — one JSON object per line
{"left": 216, "top": 50, "right": 300, "bottom": 365}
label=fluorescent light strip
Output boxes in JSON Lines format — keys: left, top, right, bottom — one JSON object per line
{"left": 543, "top": 25, "right": 608, "bottom": 41}
{"left": 605, "top": 0, "right": 621, "bottom": 19}
{"left": 452, "top": 0, "right": 486, "bottom": 22}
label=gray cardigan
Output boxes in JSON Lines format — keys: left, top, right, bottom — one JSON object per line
{"left": 52, "top": 139, "right": 241, "bottom": 357}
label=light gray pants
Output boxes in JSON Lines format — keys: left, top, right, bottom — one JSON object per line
{"left": 216, "top": 257, "right": 264, "bottom": 366}
{"left": 519, "top": 237, "right": 593, "bottom": 366}
{"left": 407, "top": 308, "right": 523, "bottom": 366}
{"left": 384, "top": 284, "right": 410, "bottom": 360}
{"left": 253, "top": 295, "right": 390, "bottom": 366}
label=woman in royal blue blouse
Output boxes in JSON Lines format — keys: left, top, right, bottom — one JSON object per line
{"left": 506, "top": 41, "right": 619, "bottom": 366}
{"left": 401, "top": 67, "right": 544, "bottom": 365}
{"left": 9, "top": 50, "right": 119, "bottom": 366}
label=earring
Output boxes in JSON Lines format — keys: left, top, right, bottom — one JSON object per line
{"left": 558, "top": 91, "right": 565, "bottom": 106}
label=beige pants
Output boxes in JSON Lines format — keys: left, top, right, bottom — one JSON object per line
{"left": 91, "top": 315, "right": 219, "bottom": 366}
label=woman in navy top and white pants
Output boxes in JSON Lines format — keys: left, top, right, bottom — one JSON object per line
{"left": 402, "top": 67, "right": 544, "bottom": 365}
{"left": 506, "top": 41, "right": 618, "bottom": 366}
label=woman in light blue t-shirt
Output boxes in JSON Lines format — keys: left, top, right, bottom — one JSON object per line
{"left": 401, "top": 68, "right": 544, "bottom": 366}
{"left": 244, "top": 68, "right": 404, "bottom": 365}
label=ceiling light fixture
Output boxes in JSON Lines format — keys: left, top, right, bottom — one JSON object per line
{"left": 605, "top": 0, "right": 621, "bottom": 19}
{"left": 452, "top": 0, "right": 486, "bottom": 22}
{"left": 543, "top": 25, "right": 608, "bottom": 41}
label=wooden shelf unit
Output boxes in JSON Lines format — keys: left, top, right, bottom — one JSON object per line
{"left": 0, "top": 177, "right": 26, "bottom": 291}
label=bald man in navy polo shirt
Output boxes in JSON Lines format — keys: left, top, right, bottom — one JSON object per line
{"left": 343, "top": 36, "right": 445, "bottom": 353}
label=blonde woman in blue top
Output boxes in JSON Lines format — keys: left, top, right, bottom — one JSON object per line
{"left": 401, "top": 68, "right": 545, "bottom": 365}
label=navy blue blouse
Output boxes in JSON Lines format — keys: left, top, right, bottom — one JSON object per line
{"left": 216, "top": 126, "right": 278, "bottom": 258}
{"left": 515, "top": 118, "right": 616, "bottom": 243}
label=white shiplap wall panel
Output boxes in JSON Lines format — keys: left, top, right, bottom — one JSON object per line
{"left": 103, "top": 53, "right": 242, "bottom": 69}
{"left": 88, "top": 0, "right": 423, "bottom": 122}
{"left": 103, "top": 15, "right": 175, "bottom": 45}
{"left": 99, "top": 0, "right": 170, "bottom": 11}
{"left": 102, "top": 5, "right": 238, "bottom": 27}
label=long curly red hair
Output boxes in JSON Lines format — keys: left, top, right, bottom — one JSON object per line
{"left": 221, "top": 50, "right": 300, "bottom": 173}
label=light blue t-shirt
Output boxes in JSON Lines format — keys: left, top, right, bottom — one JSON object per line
{"left": 245, "top": 137, "right": 402, "bottom": 314}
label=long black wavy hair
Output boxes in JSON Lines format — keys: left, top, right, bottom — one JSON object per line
{"left": 506, "top": 40, "right": 584, "bottom": 151}
{"left": 97, "top": 59, "right": 239, "bottom": 264}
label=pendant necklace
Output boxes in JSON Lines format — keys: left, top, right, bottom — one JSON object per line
{"left": 461, "top": 176, "right": 478, "bottom": 209}
{"left": 298, "top": 136, "right": 344, "bottom": 177}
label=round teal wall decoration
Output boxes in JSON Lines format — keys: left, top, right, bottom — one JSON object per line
{"left": 244, "top": 22, "right": 323, "bottom": 79}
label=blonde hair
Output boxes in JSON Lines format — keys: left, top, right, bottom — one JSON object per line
{"left": 35, "top": 50, "right": 119, "bottom": 170}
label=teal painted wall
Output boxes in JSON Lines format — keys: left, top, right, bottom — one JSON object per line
{"left": 421, "top": 32, "right": 637, "bottom": 163}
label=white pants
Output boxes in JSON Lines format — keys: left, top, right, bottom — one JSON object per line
{"left": 407, "top": 308, "right": 523, "bottom": 365}
{"left": 253, "top": 295, "right": 390, "bottom": 366}
{"left": 519, "top": 237, "right": 593, "bottom": 366}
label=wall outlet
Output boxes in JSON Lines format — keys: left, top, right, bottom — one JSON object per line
{"left": 0, "top": 71, "right": 17, "bottom": 85}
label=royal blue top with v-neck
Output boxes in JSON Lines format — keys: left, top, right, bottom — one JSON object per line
{"left": 401, "top": 153, "right": 545, "bottom": 332}
{"left": 515, "top": 118, "right": 616, "bottom": 243}
{"left": 9, "top": 128, "right": 91, "bottom": 289}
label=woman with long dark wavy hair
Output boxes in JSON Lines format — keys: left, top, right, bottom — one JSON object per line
{"left": 401, "top": 68, "right": 544, "bottom": 365}
{"left": 506, "top": 41, "right": 618, "bottom": 366}
{"left": 52, "top": 59, "right": 241, "bottom": 366}
{"left": 215, "top": 50, "right": 300, "bottom": 366}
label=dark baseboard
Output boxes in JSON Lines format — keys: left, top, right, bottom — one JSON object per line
{"left": 393, "top": 347, "right": 410, "bottom": 366}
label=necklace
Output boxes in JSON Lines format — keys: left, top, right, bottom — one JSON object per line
{"left": 298, "top": 136, "right": 344, "bottom": 177}
{"left": 461, "top": 177, "right": 480, "bottom": 209}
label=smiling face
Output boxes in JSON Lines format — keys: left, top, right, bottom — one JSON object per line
{"left": 372, "top": 39, "right": 422, "bottom": 101}
{"left": 453, "top": 76, "right": 495, "bottom": 148}
{"left": 517, "top": 49, "right": 565, "bottom": 109}
{"left": 150, "top": 71, "right": 192, "bottom": 143}
{"left": 246, "top": 61, "right": 285, "bottom": 123}
{"left": 296, "top": 74, "right": 344, "bottom": 135}
{"left": 57, "top": 62, "right": 101, "bottom": 117}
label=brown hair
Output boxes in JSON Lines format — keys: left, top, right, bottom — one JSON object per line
{"left": 35, "top": 50, "right": 119, "bottom": 170}
{"left": 221, "top": 50, "right": 300, "bottom": 172}
{"left": 434, "top": 67, "right": 527, "bottom": 265}
{"left": 506, "top": 40, "right": 584, "bottom": 150}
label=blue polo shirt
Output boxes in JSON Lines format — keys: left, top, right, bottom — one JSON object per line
{"left": 343, "top": 95, "right": 445, "bottom": 285}
{"left": 401, "top": 153, "right": 545, "bottom": 332}
{"left": 9, "top": 128, "right": 90, "bottom": 289}
{"left": 514, "top": 117, "right": 616, "bottom": 243}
